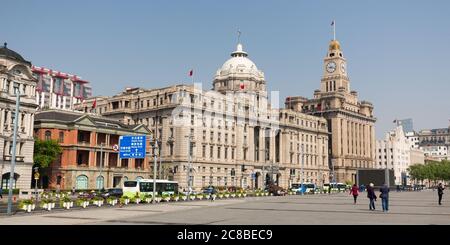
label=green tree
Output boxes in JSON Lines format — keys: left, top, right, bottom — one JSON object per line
{"left": 33, "top": 139, "right": 62, "bottom": 168}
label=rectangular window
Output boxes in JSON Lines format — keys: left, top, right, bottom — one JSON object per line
{"left": 202, "top": 145, "right": 206, "bottom": 158}
{"left": 217, "top": 147, "right": 221, "bottom": 159}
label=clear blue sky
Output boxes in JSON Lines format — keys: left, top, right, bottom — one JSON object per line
{"left": 2, "top": 0, "right": 450, "bottom": 138}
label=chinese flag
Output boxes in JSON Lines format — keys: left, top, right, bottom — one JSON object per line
{"left": 92, "top": 99, "right": 97, "bottom": 109}
{"left": 189, "top": 69, "right": 193, "bottom": 77}
{"left": 240, "top": 81, "right": 244, "bottom": 90}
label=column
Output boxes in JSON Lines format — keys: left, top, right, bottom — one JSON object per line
{"left": 6, "top": 111, "right": 11, "bottom": 131}
{"left": 41, "top": 92, "right": 45, "bottom": 108}
{"left": 0, "top": 109, "right": 4, "bottom": 134}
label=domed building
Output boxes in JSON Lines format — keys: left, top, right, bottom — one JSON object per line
{"left": 85, "top": 41, "right": 330, "bottom": 191}
{"left": 213, "top": 43, "right": 266, "bottom": 95}
{"left": 0, "top": 43, "right": 38, "bottom": 191}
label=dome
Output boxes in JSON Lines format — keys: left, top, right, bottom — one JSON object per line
{"left": 0, "top": 43, "right": 30, "bottom": 64}
{"left": 216, "top": 43, "right": 263, "bottom": 78}
{"left": 329, "top": 40, "right": 341, "bottom": 51}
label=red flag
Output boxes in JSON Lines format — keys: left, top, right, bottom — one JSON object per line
{"left": 240, "top": 81, "right": 244, "bottom": 90}
{"left": 317, "top": 103, "right": 322, "bottom": 111}
{"left": 189, "top": 69, "right": 193, "bottom": 77}
{"left": 92, "top": 99, "right": 97, "bottom": 109}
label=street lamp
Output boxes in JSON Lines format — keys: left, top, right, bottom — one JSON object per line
{"left": 149, "top": 136, "right": 158, "bottom": 204}
{"left": 185, "top": 134, "right": 194, "bottom": 197}
{"left": 98, "top": 143, "right": 104, "bottom": 191}
{"left": 33, "top": 167, "right": 39, "bottom": 207}
{"left": 7, "top": 83, "right": 23, "bottom": 215}
{"left": 301, "top": 144, "right": 304, "bottom": 195}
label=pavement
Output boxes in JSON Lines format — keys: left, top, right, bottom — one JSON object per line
{"left": 0, "top": 190, "right": 448, "bottom": 225}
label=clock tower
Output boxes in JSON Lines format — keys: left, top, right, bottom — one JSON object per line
{"left": 321, "top": 40, "right": 350, "bottom": 93}
{"left": 286, "top": 37, "right": 377, "bottom": 184}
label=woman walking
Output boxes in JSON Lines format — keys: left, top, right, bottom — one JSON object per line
{"left": 367, "top": 183, "right": 376, "bottom": 211}
{"left": 349, "top": 184, "right": 359, "bottom": 204}
{"left": 380, "top": 184, "right": 390, "bottom": 212}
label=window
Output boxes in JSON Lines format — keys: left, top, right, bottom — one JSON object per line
{"left": 58, "top": 131, "right": 64, "bottom": 143}
{"left": 202, "top": 145, "right": 206, "bottom": 158}
{"left": 217, "top": 147, "right": 221, "bottom": 159}
{"left": 210, "top": 146, "right": 214, "bottom": 158}
{"left": 96, "top": 176, "right": 104, "bottom": 189}
{"left": 45, "top": 130, "right": 52, "bottom": 140}
{"left": 76, "top": 175, "right": 88, "bottom": 190}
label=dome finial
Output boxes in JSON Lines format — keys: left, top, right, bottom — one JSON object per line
{"left": 237, "top": 29, "right": 241, "bottom": 44}
{"left": 3, "top": 42, "right": 7, "bottom": 48}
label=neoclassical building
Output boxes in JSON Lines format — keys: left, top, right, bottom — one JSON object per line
{"left": 0, "top": 43, "right": 38, "bottom": 190}
{"left": 286, "top": 39, "right": 376, "bottom": 183}
{"left": 79, "top": 42, "right": 329, "bottom": 190}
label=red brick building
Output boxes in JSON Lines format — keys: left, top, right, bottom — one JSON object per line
{"left": 34, "top": 110, "right": 152, "bottom": 190}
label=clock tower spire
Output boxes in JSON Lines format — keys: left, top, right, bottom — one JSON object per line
{"left": 321, "top": 39, "right": 350, "bottom": 93}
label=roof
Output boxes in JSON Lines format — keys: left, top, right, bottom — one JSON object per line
{"left": 0, "top": 43, "right": 31, "bottom": 65}
{"left": 35, "top": 110, "right": 149, "bottom": 132}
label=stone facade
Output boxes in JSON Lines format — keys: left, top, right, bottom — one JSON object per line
{"left": 78, "top": 43, "right": 329, "bottom": 191}
{"left": 285, "top": 39, "right": 376, "bottom": 184}
{"left": 0, "top": 43, "right": 38, "bottom": 190}
{"left": 417, "top": 125, "right": 450, "bottom": 161}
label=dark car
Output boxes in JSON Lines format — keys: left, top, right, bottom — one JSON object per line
{"left": 202, "top": 186, "right": 217, "bottom": 194}
{"left": 102, "top": 188, "right": 123, "bottom": 198}
{"left": 267, "top": 184, "right": 286, "bottom": 196}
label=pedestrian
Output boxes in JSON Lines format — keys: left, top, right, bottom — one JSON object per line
{"left": 72, "top": 186, "right": 76, "bottom": 195}
{"left": 0, "top": 186, "right": 3, "bottom": 199}
{"left": 437, "top": 183, "right": 444, "bottom": 205}
{"left": 210, "top": 188, "right": 216, "bottom": 202}
{"left": 380, "top": 184, "right": 390, "bottom": 212}
{"left": 328, "top": 185, "right": 331, "bottom": 194}
{"left": 349, "top": 184, "right": 359, "bottom": 204}
{"left": 367, "top": 183, "right": 377, "bottom": 211}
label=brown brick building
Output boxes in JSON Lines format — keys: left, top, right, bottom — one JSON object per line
{"left": 34, "top": 110, "right": 152, "bottom": 190}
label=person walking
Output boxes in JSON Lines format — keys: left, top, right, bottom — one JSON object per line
{"left": 0, "top": 186, "right": 3, "bottom": 199}
{"left": 437, "top": 183, "right": 444, "bottom": 205}
{"left": 349, "top": 184, "right": 359, "bottom": 204}
{"left": 367, "top": 183, "right": 376, "bottom": 210}
{"left": 380, "top": 184, "right": 390, "bottom": 212}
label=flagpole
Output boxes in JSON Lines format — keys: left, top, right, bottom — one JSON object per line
{"left": 333, "top": 20, "right": 336, "bottom": 40}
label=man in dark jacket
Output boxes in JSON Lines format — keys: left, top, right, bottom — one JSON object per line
{"left": 380, "top": 184, "right": 390, "bottom": 212}
{"left": 367, "top": 183, "right": 377, "bottom": 210}
{"left": 438, "top": 183, "right": 444, "bottom": 205}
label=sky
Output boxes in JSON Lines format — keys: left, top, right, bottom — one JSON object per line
{"left": 2, "top": 0, "right": 450, "bottom": 138}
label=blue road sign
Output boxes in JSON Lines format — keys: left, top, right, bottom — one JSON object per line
{"left": 119, "top": 135, "right": 146, "bottom": 159}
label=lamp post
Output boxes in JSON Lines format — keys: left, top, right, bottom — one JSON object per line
{"left": 7, "top": 84, "right": 21, "bottom": 216}
{"left": 301, "top": 144, "right": 304, "bottom": 195}
{"left": 151, "top": 137, "right": 158, "bottom": 204}
{"left": 185, "top": 134, "right": 193, "bottom": 197}
{"left": 98, "top": 143, "right": 104, "bottom": 190}
{"left": 34, "top": 166, "right": 39, "bottom": 207}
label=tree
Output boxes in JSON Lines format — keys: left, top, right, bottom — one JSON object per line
{"left": 33, "top": 139, "right": 62, "bottom": 168}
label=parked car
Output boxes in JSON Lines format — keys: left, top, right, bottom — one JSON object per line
{"left": 267, "top": 184, "right": 286, "bottom": 196}
{"left": 202, "top": 186, "right": 217, "bottom": 194}
{"left": 101, "top": 188, "right": 123, "bottom": 198}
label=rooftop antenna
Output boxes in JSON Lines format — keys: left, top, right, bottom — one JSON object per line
{"left": 331, "top": 20, "right": 336, "bottom": 40}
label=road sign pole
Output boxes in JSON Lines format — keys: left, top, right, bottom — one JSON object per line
{"left": 153, "top": 139, "right": 158, "bottom": 204}
{"left": 7, "top": 86, "right": 20, "bottom": 215}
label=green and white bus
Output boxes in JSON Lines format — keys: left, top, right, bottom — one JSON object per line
{"left": 122, "top": 179, "right": 178, "bottom": 198}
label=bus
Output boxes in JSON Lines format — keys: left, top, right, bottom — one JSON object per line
{"left": 291, "top": 183, "right": 317, "bottom": 194}
{"left": 323, "top": 182, "right": 347, "bottom": 193}
{"left": 122, "top": 179, "right": 178, "bottom": 198}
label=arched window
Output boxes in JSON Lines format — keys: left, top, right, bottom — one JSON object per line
{"left": 58, "top": 131, "right": 64, "bottom": 143}
{"left": 76, "top": 175, "right": 88, "bottom": 190}
{"left": 45, "top": 130, "right": 52, "bottom": 140}
{"left": 96, "top": 176, "right": 104, "bottom": 189}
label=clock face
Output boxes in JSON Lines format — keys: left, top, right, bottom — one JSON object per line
{"left": 326, "top": 62, "right": 336, "bottom": 73}
{"left": 340, "top": 63, "right": 346, "bottom": 73}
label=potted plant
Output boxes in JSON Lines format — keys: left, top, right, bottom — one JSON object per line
{"left": 143, "top": 194, "right": 152, "bottom": 203}
{"left": 40, "top": 198, "right": 54, "bottom": 211}
{"left": 217, "top": 192, "right": 224, "bottom": 199}
{"left": 60, "top": 196, "right": 73, "bottom": 210}
{"left": 196, "top": 193, "right": 204, "bottom": 200}
{"left": 171, "top": 194, "right": 179, "bottom": 202}
{"left": 180, "top": 193, "right": 187, "bottom": 201}
{"left": 19, "top": 199, "right": 34, "bottom": 213}
{"left": 211, "top": 192, "right": 217, "bottom": 200}
{"left": 189, "top": 193, "right": 196, "bottom": 200}
{"left": 77, "top": 197, "right": 89, "bottom": 208}
{"left": 154, "top": 194, "right": 162, "bottom": 203}
{"left": 107, "top": 197, "right": 118, "bottom": 206}
{"left": 230, "top": 192, "right": 236, "bottom": 198}
{"left": 131, "top": 193, "right": 141, "bottom": 204}
{"left": 224, "top": 191, "right": 230, "bottom": 198}
{"left": 162, "top": 193, "right": 171, "bottom": 202}
{"left": 119, "top": 196, "right": 130, "bottom": 205}
{"left": 242, "top": 191, "right": 247, "bottom": 197}
{"left": 92, "top": 196, "right": 104, "bottom": 207}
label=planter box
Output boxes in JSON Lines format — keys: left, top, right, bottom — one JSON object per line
{"left": 181, "top": 196, "right": 187, "bottom": 201}
{"left": 243, "top": 194, "right": 247, "bottom": 197}
{"left": 197, "top": 196, "right": 203, "bottom": 200}
{"left": 163, "top": 197, "right": 171, "bottom": 202}
{"left": 189, "top": 196, "right": 196, "bottom": 200}
{"left": 172, "top": 197, "right": 179, "bottom": 202}
{"left": 231, "top": 194, "right": 236, "bottom": 198}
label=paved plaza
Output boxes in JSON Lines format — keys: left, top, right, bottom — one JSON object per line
{"left": 0, "top": 190, "right": 448, "bottom": 225}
